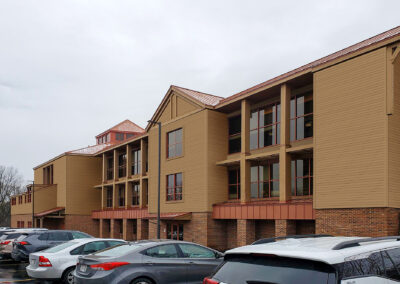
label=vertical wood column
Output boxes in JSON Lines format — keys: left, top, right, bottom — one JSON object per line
{"left": 126, "top": 144, "right": 131, "bottom": 209}
{"left": 113, "top": 149, "right": 118, "bottom": 180}
{"left": 102, "top": 153, "right": 106, "bottom": 182}
{"left": 113, "top": 149, "right": 118, "bottom": 208}
{"left": 101, "top": 185, "right": 104, "bottom": 209}
{"left": 240, "top": 99, "right": 251, "bottom": 203}
{"left": 279, "top": 84, "right": 292, "bottom": 202}
{"left": 141, "top": 139, "right": 148, "bottom": 175}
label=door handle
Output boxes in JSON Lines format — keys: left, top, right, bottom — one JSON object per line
{"left": 145, "top": 261, "right": 154, "bottom": 265}
{"left": 188, "top": 261, "right": 195, "bottom": 264}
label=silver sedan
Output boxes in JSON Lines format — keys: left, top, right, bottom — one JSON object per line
{"left": 74, "top": 240, "right": 224, "bottom": 284}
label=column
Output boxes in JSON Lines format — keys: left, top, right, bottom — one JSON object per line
{"left": 126, "top": 144, "right": 132, "bottom": 177}
{"left": 123, "top": 219, "right": 134, "bottom": 241}
{"left": 102, "top": 153, "right": 107, "bottom": 182}
{"left": 101, "top": 185, "right": 104, "bottom": 209}
{"left": 140, "top": 139, "right": 148, "bottom": 175}
{"left": 279, "top": 84, "right": 292, "bottom": 202}
{"left": 137, "top": 219, "right": 149, "bottom": 240}
{"left": 100, "top": 219, "right": 109, "bottom": 238}
{"left": 240, "top": 99, "right": 251, "bottom": 203}
{"left": 275, "top": 220, "right": 296, "bottom": 237}
{"left": 113, "top": 149, "right": 118, "bottom": 180}
{"left": 237, "top": 219, "right": 255, "bottom": 247}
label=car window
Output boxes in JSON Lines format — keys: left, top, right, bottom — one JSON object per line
{"left": 70, "top": 245, "right": 84, "bottom": 256}
{"left": 5, "top": 233, "right": 21, "bottom": 240}
{"left": 38, "top": 233, "right": 49, "bottom": 241}
{"left": 71, "top": 232, "right": 92, "bottom": 239}
{"left": 107, "top": 241, "right": 125, "bottom": 247}
{"left": 383, "top": 248, "right": 400, "bottom": 281}
{"left": 83, "top": 241, "right": 107, "bottom": 255}
{"left": 95, "top": 244, "right": 142, "bottom": 257}
{"left": 45, "top": 242, "right": 78, "bottom": 253}
{"left": 213, "top": 254, "right": 336, "bottom": 284}
{"left": 145, "top": 244, "right": 179, "bottom": 258}
{"left": 178, "top": 244, "right": 215, "bottom": 258}
{"left": 48, "top": 232, "right": 70, "bottom": 241}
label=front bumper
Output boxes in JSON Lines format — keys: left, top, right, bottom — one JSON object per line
{"left": 26, "top": 265, "right": 62, "bottom": 280}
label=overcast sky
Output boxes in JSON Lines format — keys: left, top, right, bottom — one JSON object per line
{"left": 0, "top": 0, "right": 399, "bottom": 181}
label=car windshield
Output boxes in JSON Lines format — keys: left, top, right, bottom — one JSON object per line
{"left": 213, "top": 254, "right": 337, "bottom": 284}
{"left": 94, "top": 244, "right": 142, "bottom": 257}
{"left": 5, "top": 233, "right": 21, "bottom": 240}
{"left": 44, "top": 242, "right": 78, "bottom": 253}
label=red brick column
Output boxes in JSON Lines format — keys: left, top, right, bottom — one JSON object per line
{"left": 111, "top": 219, "right": 123, "bottom": 239}
{"left": 123, "top": 219, "right": 134, "bottom": 241}
{"left": 237, "top": 219, "right": 255, "bottom": 247}
{"left": 137, "top": 219, "right": 148, "bottom": 240}
{"left": 275, "top": 220, "right": 296, "bottom": 237}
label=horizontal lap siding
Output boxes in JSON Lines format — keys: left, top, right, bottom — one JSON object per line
{"left": 314, "top": 48, "right": 387, "bottom": 209}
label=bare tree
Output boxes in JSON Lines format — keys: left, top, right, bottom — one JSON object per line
{"left": 0, "top": 166, "right": 23, "bottom": 227}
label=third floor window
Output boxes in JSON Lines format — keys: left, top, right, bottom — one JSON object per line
{"left": 132, "top": 149, "right": 141, "bottom": 175}
{"left": 290, "top": 93, "right": 313, "bottom": 141}
{"left": 118, "top": 153, "right": 126, "bottom": 178}
{"left": 228, "top": 115, "right": 241, "bottom": 154}
{"left": 167, "top": 128, "right": 183, "bottom": 158}
{"left": 250, "top": 103, "right": 281, "bottom": 150}
{"left": 43, "top": 165, "right": 53, "bottom": 185}
{"left": 291, "top": 157, "right": 313, "bottom": 196}
{"left": 107, "top": 156, "right": 113, "bottom": 180}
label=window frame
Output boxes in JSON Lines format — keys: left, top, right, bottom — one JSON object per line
{"left": 291, "top": 157, "right": 313, "bottom": 197}
{"left": 131, "top": 148, "right": 141, "bottom": 175}
{"left": 118, "top": 153, "right": 127, "bottom": 178}
{"left": 290, "top": 93, "right": 313, "bottom": 141}
{"left": 228, "top": 115, "right": 241, "bottom": 154}
{"left": 250, "top": 102, "right": 281, "bottom": 150}
{"left": 106, "top": 156, "right": 113, "bottom": 180}
{"left": 106, "top": 188, "right": 113, "bottom": 208}
{"left": 251, "top": 160, "right": 280, "bottom": 199}
{"left": 228, "top": 168, "right": 240, "bottom": 200}
{"left": 118, "top": 185, "right": 125, "bottom": 207}
{"left": 132, "top": 183, "right": 140, "bottom": 206}
{"left": 166, "top": 223, "right": 184, "bottom": 241}
{"left": 166, "top": 173, "right": 183, "bottom": 201}
{"left": 167, "top": 128, "right": 183, "bottom": 159}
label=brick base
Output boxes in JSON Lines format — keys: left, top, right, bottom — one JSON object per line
{"left": 316, "top": 208, "right": 400, "bottom": 237}
{"left": 64, "top": 215, "right": 99, "bottom": 237}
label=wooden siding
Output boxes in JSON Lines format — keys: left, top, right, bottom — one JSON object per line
{"left": 314, "top": 48, "right": 388, "bottom": 209}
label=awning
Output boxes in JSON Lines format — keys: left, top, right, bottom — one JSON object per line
{"left": 146, "top": 212, "right": 192, "bottom": 221}
{"left": 35, "top": 207, "right": 65, "bottom": 217}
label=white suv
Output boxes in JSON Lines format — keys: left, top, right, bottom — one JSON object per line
{"left": 204, "top": 235, "right": 400, "bottom": 284}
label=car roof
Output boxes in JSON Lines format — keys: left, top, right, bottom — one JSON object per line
{"left": 226, "top": 237, "right": 400, "bottom": 265}
{"left": 70, "top": 238, "right": 125, "bottom": 243}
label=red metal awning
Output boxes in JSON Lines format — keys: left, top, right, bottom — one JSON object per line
{"left": 92, "top": 207, "right": 191, "bottom": 220}
{"left": 146, "top": 212, "right": 192, "bottom": 221}
{"left": 35, "top": 207, "right": 65, "bottom": 217}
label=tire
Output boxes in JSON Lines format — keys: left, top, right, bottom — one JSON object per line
{"left": 62, "top": 267, "right": 76, "bottom": 284}
{"left": 131, "top": 277, "right": 154, "bottom": 284}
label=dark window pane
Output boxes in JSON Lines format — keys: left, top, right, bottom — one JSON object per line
{"left": 179, "top": 224, "right": 183, "bottom": 241}
{"left": 305, "top": 98, "right": 313, "bottom": 114}
{"left": 228, "top": 170, "right": 238, "bottom": 184}
{"left": 260, "top": 125, "right": 274, "bottom": 147}
{"left": 229, "top": 116, "right": 241, "bottom": 135}
{"left": 304, "top": 115, "right": 313, "bottom": 138}
{"left": 291, "top": 160, "right": 296, "bottom": 195}
{"left": 229, "top": 185, "right": 239, "bottom": 199}
{"left": 261, "top": 107, "right": 273, "bottom": 126}
{"left": 229, "top": 135, "right": 241, "bottom": 154}
{"left": 262, "top": 182, "right": 269, "bottom": 198}
{"left": 250, "top": 130, "right": 258, "bottom": 149}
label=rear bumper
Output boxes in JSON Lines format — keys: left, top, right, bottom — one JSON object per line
{"left": 26, "top": 265, "right": 62, "bottom": 279}
{"left": 73, "top": 271, "right": 116, "bottom": 284}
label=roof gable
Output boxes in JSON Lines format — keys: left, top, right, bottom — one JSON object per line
{"left": 96, "top": 119, "right": 145, "bottom": 138}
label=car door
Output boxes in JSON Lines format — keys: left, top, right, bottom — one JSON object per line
{"left": 142, "top": 244, "right": 187, "bottom": 284}
{"left": 177, "top": 243, "right": 223, "bottom": 284}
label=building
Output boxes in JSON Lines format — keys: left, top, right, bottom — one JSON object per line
{"left": 10, "top": 120, "right": 145, "bottom": 236}
{"left": 11, "top": 26, "right": 400, "bottom": 250}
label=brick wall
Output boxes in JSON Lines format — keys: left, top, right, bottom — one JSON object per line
{"left": 137, "top": 219, "right": 148, "bottom": 240}
{"left": 296, "top": 220, "right": 315, "bottom": 235}
{"left": 237, "top": 219, "right": 255, "bottom": 247}
{"left": 316, "top": 208, "right": 400, "bottom": 237}
{"left": 226, "top": 220, "right": 237, "bottom": 250}
{"left": 255, "top": 220, "right": 275, "bottom": 240}
{"left": 275, "top": 220, "right": 296, "bottom": 237}
{"left": 100, "top": 219, "right": 110, "bottom": 238}
{"left": 64, "top": 215, "right": 99, "bottom": 237}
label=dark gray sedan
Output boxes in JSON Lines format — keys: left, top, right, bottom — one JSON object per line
{"left": 73, "top": 240, "right": 224, "bottom": 284}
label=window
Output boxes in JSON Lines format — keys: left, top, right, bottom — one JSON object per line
{"left": 116, "top": 133, "right": 124, "bottom": 141}
{"left": 106, "top": 188, "right": 113, "bottom": 208}
{"left": 107, "top": 156, "right": 113, "bottom": 180}
{"left": 178, "top": 244, "right": 215, "bottom": 258}
{"left": 97, "top": 138, "right": 102, "bottom": 144}
{"left": 20, "top": 221, "right": 24, "bottom": 228}
{"left": 290, "top": 93, "right": 313, "bottom": 141}
{"left": 118, "top": 185, "right": 125, "bottom": 207}
{"left": 126, "top": 133, "right": 134, "bottom": 139}
{"left": 27, "top": 221, "right": 32, "bottom": 228}
{"left": 118, "top": 153, "right": 126, "bottom": 178}
{"left": 132, "top": 149, "right": 141, "bottom": 175}
{"left": 250, "top": 103, "right": 280, "bottom": 150}
{"left": 251, "top": 161, "right": 279, "bottom": 198}
{"left": 228, "top": 168, "right": 240, "bottom": 200}
{"left": 291, "top": 157, "right": 313, "bottom": 196}
{"left": 132, "top": 183, "right": 140, "bottom": 206}
{"left": 167, "top": 173, "right": 183, "bottom": 201}
{"left": 106, "top": 133, "right": 111, "bottom": 142}
{"left": 38, "top": 233, "right": 49, "bottom": 241}
{"left": 48, "top": 232, "right": 70, "bottom": 241}
{"left": 145, "top": 244, "right": 179, "bottom": 258}
{"left": 83, "top": 241, "right": 107, "bottom": 255}
{"left": 167, "top": 128, "right": 183, "bottom": 158}
{"left": 166, "top": 223, "right": 184, "bottom": 240}
{"left": 18, "top": 195, "right": 23, "bottom": 204}
{"left": 71, "top": 231, "right": 91, "bottom": 239}
{"left": 11, "top": 197, "right": 16, "bottom": 205}
{"left": 43, "top": 165, "right": 53, "bottom": 185}
{"left": 228, "top": 116, "right": 241, "bottom": 154}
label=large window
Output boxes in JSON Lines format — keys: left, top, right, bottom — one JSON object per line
{"left": 228, "top": 116, "right": 241, "bottom": 154}
{"left": 167, "top": 129, "right": 183, "bottom": 158}
{"left": 291, "top": 157, "right": 313, "bottom": 196}
{"left": 132, "top": 149, "right": 141, "bottom": 175}
{"left": 167, "top": 223, "right": 184, "bottom": 241}
{"left": 132, "top": 183, "right": 140, "bottom": 206}
{"left": 290, "top": 93, "right": 313, "bottom": 141}
{"left": 116, "top": 133, "right": 124, "bottom": 141}
{"left": 43, "top": 165, "right": 53, "bottom": 185}
{"left": 106, "top": 188, "right": 113, "bottom": 208}
{"left": 250, "top": 103, "right": 281, "bottom": 150}
{"left": 118, "top": 185, "right": 125, "bottom": 207}
{"left": 167, "top": 173, "right": 182, "bottom": 201}
{"left": 251, "top": 161, "right": 279, "bottom": 198}
{"left": 107, "top": 156, "right": 113, "bottom": 180}
{"left": 118, "top": 153, "right": 126, "bottom": 178}
{"left": 228, "top": 168, "right": 240, "bottom": 200}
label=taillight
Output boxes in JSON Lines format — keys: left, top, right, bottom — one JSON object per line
{"left": 90, "top": 262, "right": 129, "bottom": 271}
{"left": 0, "top": 241, "right": 11, "bottom": 245}
{"left": 38, "top": 256, "right": 52, "bottom": 267}
{"left": 203, "top": 278, "right": 219, "bottom": 284}
{"left": 18, "top": 241, "right": 30, "bottom": 245}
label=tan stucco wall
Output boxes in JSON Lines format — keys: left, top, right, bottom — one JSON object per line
{"left": 314, "top": 47, "right": 388, "bottom": 209}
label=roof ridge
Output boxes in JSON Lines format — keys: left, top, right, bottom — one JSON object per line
{"left": 172, "top": 85, "right": 224, "bottom": 99}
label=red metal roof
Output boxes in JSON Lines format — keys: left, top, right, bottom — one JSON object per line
{"left": 172, "top": 85, "right": 224, "bottom": 107}
{"left": 218, "top": 25, "right": 400, "bottom": 105}
{"left": 67, "top": 143, "right": 112, "bottom": 155}
{"left": 35, "top": 207, "right": 65, "bottom": 217}
{"left": 96, "top": 120, "right": 145, "bottom": 138}
{"left": 92, "top": 208, "right": 191, "bottom": 220}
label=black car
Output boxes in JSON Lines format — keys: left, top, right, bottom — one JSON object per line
{"left": 11, "top": 230, "right": 92, "bottom": 261}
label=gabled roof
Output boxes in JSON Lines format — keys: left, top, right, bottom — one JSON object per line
{"left": 96, "top": 119, "right": 145, "bottom": 138}
{"left": 218, "top": 25, "right": 400, "bottom": 106}
{"left": 67, "top": 144, "right": 112, "bottom": 155}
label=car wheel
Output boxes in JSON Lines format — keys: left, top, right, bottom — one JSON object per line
{"left": 131, "top": 277, "right": 154, "bottom": 284}
{"left": 62, "top": 267, "right": 75, "bottom": 284}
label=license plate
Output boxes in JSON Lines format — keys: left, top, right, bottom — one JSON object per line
{"left": 80, "top": 264, "right": 87, "bottom": 272}
{"left": 30, "top": 259, "right": 36, "bottom": 265}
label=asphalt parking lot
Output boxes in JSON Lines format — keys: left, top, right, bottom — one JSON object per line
{"left": 0, "top": 257, "right": 41, "bottom": 284}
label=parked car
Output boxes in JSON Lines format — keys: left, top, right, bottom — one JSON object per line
{"left": 74, "top": 239, "right": 224, "bottom": 284}
{"left": 0, "top": 231, "right": 33, "bottom": 259}
{"left": 204, "top": 234, "right": 400, "bottom": 284}
{"left": 26, "top": 238, "right": 125, "bottom": 284}
{"left": 12, "top": 230, "right": 92, "bottom": 261}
